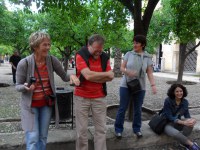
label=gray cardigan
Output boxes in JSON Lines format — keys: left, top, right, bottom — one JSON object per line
{"left": 16, "top": 54, "right": 69, "bottom": 132}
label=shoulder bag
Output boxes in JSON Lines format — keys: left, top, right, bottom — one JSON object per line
{"left": 125, "top": 55, "right": 143, "bottom": 94}
{"left": 148, "top": 109, "right": 168, "bottom": 134}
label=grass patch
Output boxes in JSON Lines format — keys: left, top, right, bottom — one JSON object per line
{"left": 193, "top": 74, "right": 200, "bottom": 77}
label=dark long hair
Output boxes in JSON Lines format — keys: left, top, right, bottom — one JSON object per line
{"left": 167, "top": 84, "right": 188, "bottom": 99}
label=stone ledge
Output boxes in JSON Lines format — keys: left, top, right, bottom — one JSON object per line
{"left": 1, "top": 115, "right": 200, "bottom": 150}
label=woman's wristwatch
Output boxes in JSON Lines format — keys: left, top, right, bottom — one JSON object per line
{"left": 151, "top": 84, "right": 155, "bottom": 87}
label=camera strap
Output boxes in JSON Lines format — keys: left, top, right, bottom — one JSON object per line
{"left": 34, "top": 61, "right": 48, "bottom": 98}
{"left": 125, "top": 54, "right": 144, "bottom": 83}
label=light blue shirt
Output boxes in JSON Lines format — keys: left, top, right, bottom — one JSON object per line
{"left": 120, "top": 51, "right": 153, "bottom": 90}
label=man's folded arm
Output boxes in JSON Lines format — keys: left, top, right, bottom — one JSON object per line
{"left": 81, "top": 68, "right": 114, "bottom": 83}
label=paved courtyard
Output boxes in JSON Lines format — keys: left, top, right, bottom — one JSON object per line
{"left": 0, "top": 61, "right": 200, "bottom": 149}
{"left": 0, "top": 61, "right": 200, "bottom": 120}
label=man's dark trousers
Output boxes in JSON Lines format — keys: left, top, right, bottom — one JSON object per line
{"left": 12, "top": 68, "right": 16, "bottom": 84}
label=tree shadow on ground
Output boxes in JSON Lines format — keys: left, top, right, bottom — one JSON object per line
{"left": 166, "top": 81, "right": 197, "bottom": 85}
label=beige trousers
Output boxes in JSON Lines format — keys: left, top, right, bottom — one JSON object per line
{"left": 74, "top": 96, "right": 107, "bottom": 150}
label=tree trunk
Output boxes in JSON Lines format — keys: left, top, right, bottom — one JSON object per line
{"left": 117, "top": 0, "right": 160, "bottom": 121}
{"left": 133, "top": 0, "right": 160, "bottom": 36}
{"left": 177, "top": 43, "right": 187, "bottom": 83}
{"left": 134, "top": 21, "right": 146, "bottom": 36}
{"left": 134, "top": 0, "right": 146, "bottom": 36}
{"left": 63, "top": 55, "right": 68, "bottom": 72}
{"left": 62, "top": 47, "right": 71, "bottom": 72}
{"left": 113, "top": 48, "right": 122, "bottom": 77}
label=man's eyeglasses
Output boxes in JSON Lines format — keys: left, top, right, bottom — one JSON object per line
{"left": 90, "top": 46, "right": 103, "bottom": 55}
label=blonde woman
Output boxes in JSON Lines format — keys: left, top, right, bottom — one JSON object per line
{"left": 16, "top": 32, "right": 80, "bottom": 150}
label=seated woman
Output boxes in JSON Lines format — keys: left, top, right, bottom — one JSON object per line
{"left": 163, "top": 84, "right": 199, "bottom": 150}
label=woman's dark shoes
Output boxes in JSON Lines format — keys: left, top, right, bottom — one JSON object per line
{"left": 135, "top": 132, "right": 143, "bottom": 138}
{"left": 115, "top": 132, "right": 122, "bottom": 139}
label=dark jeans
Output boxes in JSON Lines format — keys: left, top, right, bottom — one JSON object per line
{"left": 12, "top": 68, "right": 16, "bottom": 84}
{"left": 115, "top": 87, "right": 145, "bottom": 133}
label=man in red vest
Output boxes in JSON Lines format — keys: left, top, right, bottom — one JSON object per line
{"left": 74, "top": 34, "right": 114, "bottom": 150}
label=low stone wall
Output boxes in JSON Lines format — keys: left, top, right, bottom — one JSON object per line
{"left": 1, "top": 115, "right": 200, "bottom": 150}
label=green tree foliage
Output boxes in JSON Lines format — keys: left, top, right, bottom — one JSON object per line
{"left": 9, "top": 0, "right": 160, "bottom": 36}
{"left": 28, "top": 0, "right": 132, "bottom": 71}
{"left": 118, "top": 0, "right": 160, "bottom": 36}
{"left": 148, "top": 0, "right": 200, "bottom": 82}
{"left": 2, "top": 0, "right": 134, "bottom": 70}
{"left": 147, "top": 3, "right": 173, "bottom": 53}
{"left": 42, "top": 0, "right": 130, "bottom": 48}
{"left": 0, "top": 3, "right": 39, "bottom": 56}
{"left": 0, "top": 3, "right": 12, "bottom": 45}
{"left": 0, "top": 45, "right": 13, "bottom": 55}
{"left": 8, "top": 0, "right": 132, "bottom": 49}
{"left": 170, "top": 0, "right": 200, "bottom": 43}
{"left": 170, "top": 0, "right": 200, "bottom": 82}
{"left": 36, "top": 0, "right": 132, "bottom": 59}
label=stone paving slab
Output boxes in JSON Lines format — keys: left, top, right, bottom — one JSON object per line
{"left": 154, "top": 72, "right": 200, "bottom": 83}
{"left": 1, "top": 114, "right": 200, "bottom": 150}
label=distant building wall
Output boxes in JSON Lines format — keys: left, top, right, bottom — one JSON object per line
{"left": 162, "top": 44, "right": 174, "bottom": 71}
{"left": 196, "top": 40, "right": 200, "bottom": 73}
{"left": 161, "top": 40, "right": 200, "bottom": 74}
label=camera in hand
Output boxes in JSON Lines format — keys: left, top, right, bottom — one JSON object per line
{"left": 30, "top": 77, "right": 37, "bottom": 84}
{"left": 28, "top": 77, "right": 36, "bottom": 87}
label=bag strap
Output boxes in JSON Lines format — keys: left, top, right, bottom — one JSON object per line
{"left": 138, "top": 54, "right": 144, "bottom": 78}
{"left": 125, "top": 54, "right": 144, "bottom": 83}
{"left": 35, "top": 61, "right": 48, "bottom": 97}
{"left": 159, "top": 102, "right": 181, "bottom": 116}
